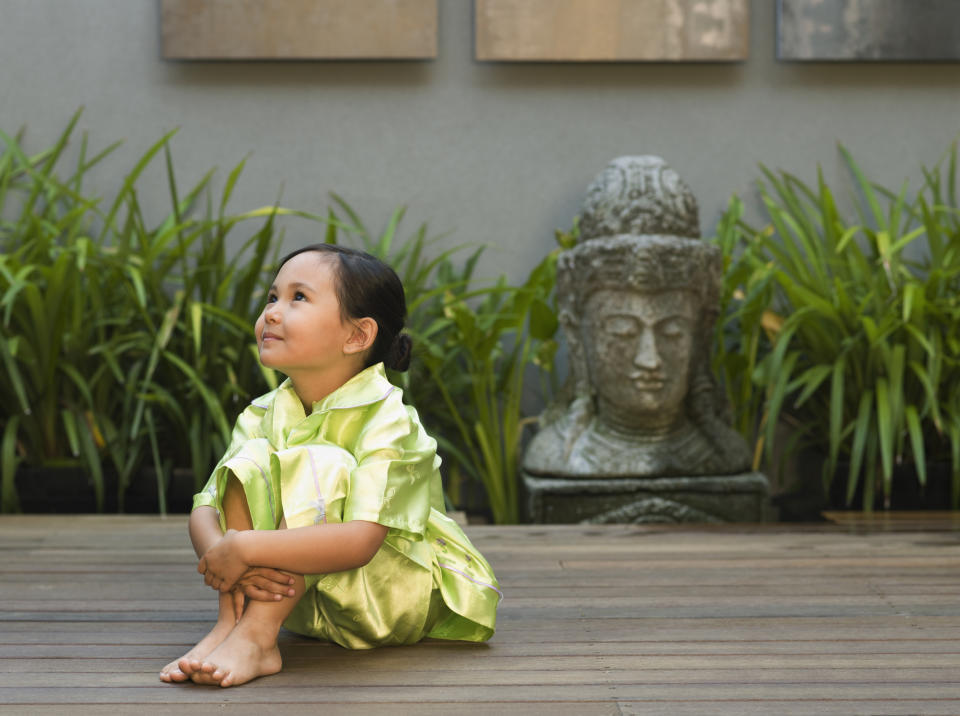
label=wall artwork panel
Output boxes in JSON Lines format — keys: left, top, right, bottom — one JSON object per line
{"left": 161, "top": 0, "right": 437, "bottom": 60}
{"left": 778, "top": 0, "right": 960, "bottom": 61}
{"left": 475, "top": 0, "right": 749, "bottom": 62}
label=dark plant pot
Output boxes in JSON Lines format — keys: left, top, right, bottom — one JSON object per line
{"left": 15, "top": 465, "right": 111, "bottom": 513}
{"left": 15, "top": 465, "right": 198, "bottom": 514}
{"left": 771, "top": 458, "right": 956, "bottom": 521}
{"left": 770, "top": 487, "right": 828, "bottom": 522}
{"left": 769, "top": 447, "right": 831, "bottom": 522}
{"left": 829, "top": 461, "right": 954, "bottom": 511}
{"left": 134, "top": 467, "right": 197, "bottom": 513}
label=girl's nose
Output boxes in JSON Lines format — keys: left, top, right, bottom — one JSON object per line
{"left": 633, "top": 328, "right": 661, "bottom": 370}
{"left": 264, "top": 303, "right": 280, "bottom": 323}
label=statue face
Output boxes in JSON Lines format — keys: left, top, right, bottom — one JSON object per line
{"left": 582, "top": 289, "right": 697, "bottom": 428}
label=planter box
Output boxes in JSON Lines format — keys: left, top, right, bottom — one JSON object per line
{"left": 774, "top": 460, "right": 956, "bottom": 521}
{"left": 14, "top": 465, "right": 197, "bottom": 514}
{"left": 829, "top": 461, "right": 955, "bottom": 512}
{"left": 15, "top": 465, "right": 98, "bottom": 513}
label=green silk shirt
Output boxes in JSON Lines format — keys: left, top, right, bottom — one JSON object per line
{"left": 193, "top": 363, "right": 500, "bottom": 648}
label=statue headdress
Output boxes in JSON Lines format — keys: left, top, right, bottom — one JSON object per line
{"left": 578, "top": 155, "right": 700, "bottom": 240}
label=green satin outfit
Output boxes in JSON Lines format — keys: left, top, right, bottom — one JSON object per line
{"left": 192, "top": 363, "right": 500, "bottom": 649}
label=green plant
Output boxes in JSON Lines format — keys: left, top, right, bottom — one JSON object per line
{"left": 711, "top": 196, "right": 781, "bottom": 469}
{"left": 714, "top": 144, "right": 960, "bottom": 510}
{"left": 0, "top": 111, "right": 129, "bottom": 511}
{"left": 417, "top": 253, "right": 559, "bottom": 524}
{"left": 98, "top": 149, "right": 291, "bottom": 508}
{"left": 0, "top": 112, "right": 312, "bottom": 513}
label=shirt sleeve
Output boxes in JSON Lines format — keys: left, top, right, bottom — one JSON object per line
{"left": 342, "top": 396, "right": 440, "bottom": 541}
{"left": 191, "top": 403, "right": 267, "bottom": 513}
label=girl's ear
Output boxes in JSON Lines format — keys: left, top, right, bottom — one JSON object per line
{"left": 343, "top": 317, "right": 378, "bottom": 356}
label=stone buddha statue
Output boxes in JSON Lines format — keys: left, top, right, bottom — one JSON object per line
{"left": 524, "top": 156, "right": 752, "bottom": 480}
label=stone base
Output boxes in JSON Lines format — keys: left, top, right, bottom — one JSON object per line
{"left": 522, "top": 472, "right": 770, "bottom": 524}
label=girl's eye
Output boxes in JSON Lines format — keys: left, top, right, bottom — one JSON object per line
{"left": 293, "top": 291, "right": 307, "bottom": 301}
{"left": 266, "top": 293, "right": 277, "bottom": 304}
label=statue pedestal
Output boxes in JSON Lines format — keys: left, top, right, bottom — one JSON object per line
{"left": 522, "top": 472, "right": 770, "bottom": 524}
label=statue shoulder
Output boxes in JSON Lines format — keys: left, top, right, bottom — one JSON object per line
{"left": 524, "top": 396, "right": 594, "bottom": 476}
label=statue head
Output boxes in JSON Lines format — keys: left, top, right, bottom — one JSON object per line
{"left": 559, "top": 235, "right": 721, "bottom": 435}
{"left": 524, "top": 155, "right": 751, "bottom": 478}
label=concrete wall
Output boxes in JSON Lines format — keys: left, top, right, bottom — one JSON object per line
{"left": 2, "top": 0, "right": 959, "bottom": 283}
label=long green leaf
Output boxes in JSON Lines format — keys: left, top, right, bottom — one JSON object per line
{"left": 162, "top": 350, "right": 231, "bottom": 442}
{"left": 98, "top": 129, "right": 179, "bottom": 243}
{"left": 828, "top": 357, "right": 845, "bottom": 472}
{"left": 905, "top": 406, "right": 927, "bottom": 488}
{"left": 875, "top": 378, "right": 894, "bottom": 491}
{"left": 846, "top": 390, "right": 874, "bottom": 506}
{"left": 0, "top": 416, "right": 21, "bottom": 513}
{"left": 144, "top": 409, "right": 167, "bottom": 515}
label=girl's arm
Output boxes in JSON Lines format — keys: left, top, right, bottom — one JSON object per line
{"left": 189, "top": 505, "right": 225, "bottom": 558}
{"left": 198, "top": 521, "right": 389, "bottom": 593}
{"left": 191, "top": 505, "right": 297, "bottom": 603}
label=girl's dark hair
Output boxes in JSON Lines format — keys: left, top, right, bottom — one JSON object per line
{"left": 278, "top": 244, "right": 412, "bottom": 372}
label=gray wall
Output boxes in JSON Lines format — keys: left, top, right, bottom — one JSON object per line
{"left": 2, "top": 0, "right": 959, "bottom": 283}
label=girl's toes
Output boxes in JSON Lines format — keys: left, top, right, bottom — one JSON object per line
{"left": 190, "top": 670, "right": 215, "bottom": 686}
{"left": 168, "top": 668, "right": 189, "bottom": 683}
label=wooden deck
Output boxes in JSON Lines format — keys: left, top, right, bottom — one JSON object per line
{"left": 2, "top": 515, "right": 960, "bottom": 715}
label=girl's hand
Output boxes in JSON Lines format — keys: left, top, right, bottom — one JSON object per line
{"left": 197, "top": 529, "right": 249, "bottom": 593}
{"left": 235, "top": 567, "right": 297, "bottom": 602}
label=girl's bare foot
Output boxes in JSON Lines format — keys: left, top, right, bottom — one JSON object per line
{"left": 190, "top": 621, "right": 282, "bottom": 687}
{"left": 159, "top": 619, "right": 234, "bottom": 683}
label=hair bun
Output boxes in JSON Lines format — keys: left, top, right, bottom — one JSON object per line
{"left": 386, "top": 333, "right": 413, "bottom": 372}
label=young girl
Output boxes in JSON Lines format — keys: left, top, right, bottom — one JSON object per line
{"left": 159, "top": 244, "right": 500, "bottom": 687}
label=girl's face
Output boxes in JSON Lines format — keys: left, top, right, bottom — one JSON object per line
{"left": 255, "top": 252, "right": 357, "bottom": 378}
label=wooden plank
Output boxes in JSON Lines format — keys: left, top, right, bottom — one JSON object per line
{"left": 7, "top": 586, "right": 960, "bottom": 608}
{"left": 619, "top": 702, "right": 960, "bottom": 716}
{"left": 5, "top": 682, "right": 960, "bottom": 703}
{"left": 475, "top": 0, "right": 749, "bottom": 62}
{"left": 3, "top": 634, "right": 959, "bottom": 655}
{"left": 8, "top": 579, "right": 960, "bottom": 600}
{"left": 4, "top": 666, "right": 960, "bottom": 688}
{"left": 160, "top": 0, "right": 438, "bottom": 60}
{"left": 4, "top": 706, "right": 621, "bottom": 716}
{"left": 8, "top": 651, "right": 960, "bottom": 675}
{"left": 8, "top": 703, "right": 960, "bottom": 716}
